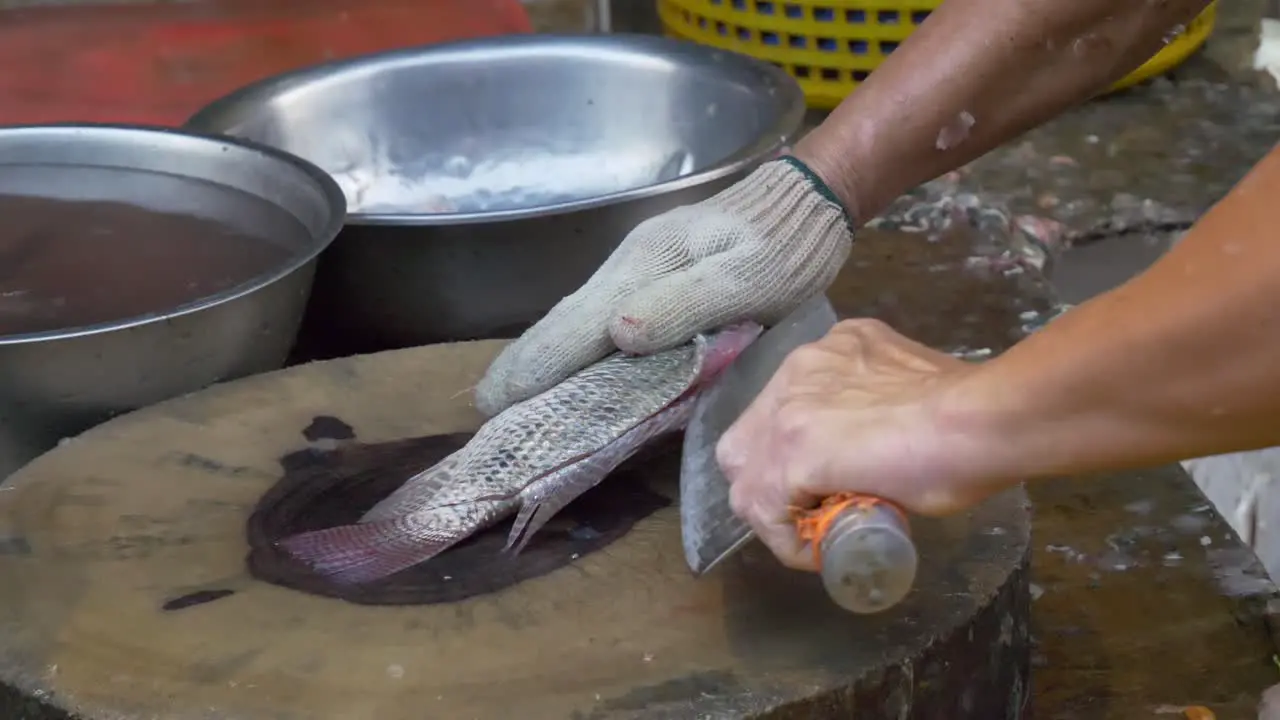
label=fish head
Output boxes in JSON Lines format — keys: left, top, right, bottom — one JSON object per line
{"left": 694, "top": 321, "right": 764, "bottom": 387}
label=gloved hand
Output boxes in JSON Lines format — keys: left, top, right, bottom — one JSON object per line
{"left": 717, "top": 318, "right": 1012, "bottom": 572}
{"left": 475, "top": 156, "right": 853, "bottom": 416}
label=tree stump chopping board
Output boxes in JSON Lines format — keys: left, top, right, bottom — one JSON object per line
{"left": 0, "top": 226, "right": 1041, "bottom": 719}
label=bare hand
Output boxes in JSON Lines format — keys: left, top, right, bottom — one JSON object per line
{"left": 716, "top": 318, "right": 1009, "bottom": 571}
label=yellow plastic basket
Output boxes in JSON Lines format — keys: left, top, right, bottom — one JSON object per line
{"left": 658, "top": 0, "right": 1217, "bottom": 109}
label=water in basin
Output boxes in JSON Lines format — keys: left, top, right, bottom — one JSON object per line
{"left": 0, "top": 167, "right": 303, "bottom": 338}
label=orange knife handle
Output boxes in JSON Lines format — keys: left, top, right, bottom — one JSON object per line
{"left": 788, "top": 493, "right": 918, "bottom": 614}
{"left": 789, "top": 492, "right": 908, "bottom": 569}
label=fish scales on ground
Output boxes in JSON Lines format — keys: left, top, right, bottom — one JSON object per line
{"left": 278, "top": 322, "right": 762, "bottom": 585}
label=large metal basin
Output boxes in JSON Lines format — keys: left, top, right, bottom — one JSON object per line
{"left": 185, "top": 34, "right": 805, "bottom": 354}
{"left": 0, "top": 125, "right": 345, "bottom": 480}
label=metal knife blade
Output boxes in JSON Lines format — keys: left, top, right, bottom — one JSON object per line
{"left": 679, "top": 294, "right": 840, "bottom": 574}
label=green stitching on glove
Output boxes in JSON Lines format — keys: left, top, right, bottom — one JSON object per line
{"left": 776, "top": 155, "right": 854, "bottom": 230}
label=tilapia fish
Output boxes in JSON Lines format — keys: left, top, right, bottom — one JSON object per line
{"left": 278, "top": 322, "right": 762, "bottom": 584}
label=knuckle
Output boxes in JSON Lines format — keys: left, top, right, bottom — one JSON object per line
{"left": 835, "top": 317, "right": 892, "bottom": 336}
{"left": 772, "top": 400, "right": 814, "bottom": 448}
{"left": 756, "top": 531, "right": 812, "bottom": 572}
{"left": 727, "top": 482, "right": 752, "bottom": 520}
{"left": 779, "top": 343, "right": 827, "bottom": 375}
{"left": 714, "top": 435, "right": 744, "bottom": 478}
{"left": 629, "top": 212, "right": 670, "bottom": 237}
{"left": 778, "top": 551, "right": 814, "bottom": 573}
{"left": 635, "top": 205, "right": 699, "bottom": 236}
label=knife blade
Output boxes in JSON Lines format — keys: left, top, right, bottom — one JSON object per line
{"left": 679, "top": 296, "right": 921, "bottom": 614}
{"left": 679, "top": 294, "right": 839, "bottom": 575}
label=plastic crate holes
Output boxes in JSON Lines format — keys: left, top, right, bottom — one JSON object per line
{"left": 660, "top": 0, "right": 1217, "bottom": 107}
{"left": 662, "top": 0, "right": 932, "bottom": 84}
{"left": 672, "top": 3, "right": 933, "bottom": 46}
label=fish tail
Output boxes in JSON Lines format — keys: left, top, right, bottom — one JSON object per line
{"left": 277, "top": 518, "right": 461, "bottom": 585}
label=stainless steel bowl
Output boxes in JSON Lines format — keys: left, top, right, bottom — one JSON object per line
{"left": 0, "top": 124, "right": 346, "bottom": 480}
{"left": 185, "top": 34, "right": 805, "bottom": 353}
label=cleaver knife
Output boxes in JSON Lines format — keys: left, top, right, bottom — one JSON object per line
{"left": 680, "top": 295, "right": 920, "bottom": 614}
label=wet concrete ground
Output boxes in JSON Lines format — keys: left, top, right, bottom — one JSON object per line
{"left": 932, "top": 70, "right": 1280, "bottom": 302}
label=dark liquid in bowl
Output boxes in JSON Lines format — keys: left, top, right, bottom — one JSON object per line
{"left": 0, "top": 195, "right": 294, "bottom": 337}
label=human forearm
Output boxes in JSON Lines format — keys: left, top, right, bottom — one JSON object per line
{"left": 951, "top": 143, "right": 1280, "bottom": 486}
{"left": 792, "top": 0, "right": 1212, "bottom": 219}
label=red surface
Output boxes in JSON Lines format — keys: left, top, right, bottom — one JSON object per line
{"left": 0, "top": 0, "right": 532, "bottom": 126}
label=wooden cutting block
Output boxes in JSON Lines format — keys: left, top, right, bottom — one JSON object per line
{"left": 0, "top": 332, "right": 1032, "bottom": 719}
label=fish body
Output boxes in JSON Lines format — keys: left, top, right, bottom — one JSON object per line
{"left": 278, "top": 323, "right": 762, "bottom": 584}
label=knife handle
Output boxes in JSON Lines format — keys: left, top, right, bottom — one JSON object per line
{"left": 790, "top": 493, "right": 918, "bottom": 614}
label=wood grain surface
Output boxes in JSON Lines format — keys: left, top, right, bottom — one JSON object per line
{"left": 0, "top": 223, "right": 1273, "bottom": 719}
{"left": 0, "top": 333, "right": 1030, "bottom": 719}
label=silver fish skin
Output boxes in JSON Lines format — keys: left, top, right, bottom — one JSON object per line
{"left": 278, "top": 322, "right": 762, "bottom": 584}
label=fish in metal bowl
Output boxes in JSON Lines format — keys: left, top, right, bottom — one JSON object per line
{"left": 184, "top": 34, "right": 805, "bottom": 352}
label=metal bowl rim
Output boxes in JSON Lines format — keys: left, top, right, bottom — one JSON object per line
{"left": 0, "top": 122, "right": 347, "bottom": 347}
{"left": 183, "top": 33, "right": 808, "bottom": 227}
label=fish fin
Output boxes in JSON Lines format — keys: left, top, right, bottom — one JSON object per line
{"left": 503, "top": 457, "right": 611, "bottom": 555}
{"left": 503, "top": 502, "right": 538, "bottom": 555}
{"left": 277, "top": 518, "right": 460, "bottom": 585}
{"left": 505, "top": 497, "right": 571, "bottom": 555}
{"left": 502, "top": 391, "right": 702, "bottom": 555}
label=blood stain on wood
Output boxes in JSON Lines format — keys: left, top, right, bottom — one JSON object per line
{"left": 162, "top": 589, "right": 237, "bottom": 612}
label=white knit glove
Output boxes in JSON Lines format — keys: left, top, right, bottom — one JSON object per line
{"left": 475, "top": 157, "right": 853, "bottom": 416}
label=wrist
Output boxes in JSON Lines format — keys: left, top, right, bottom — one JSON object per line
{"left": 789, "top": 124, "right": 876, "bottom": 222}
{"left": 926, "top": 360, "right": 1044, "bottom": 501}
{"left": 772, "top": 155, "right": 855, "bottom": 226}
{"left": 934, "top": 309, "right": 1184, "bottom": 489}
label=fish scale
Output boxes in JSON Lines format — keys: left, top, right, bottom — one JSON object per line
{"left": 278, "top": 323, "right": 761, "bottom": 585}
{"left": 364, "top": 343, "right": 701, "bottom": 521}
